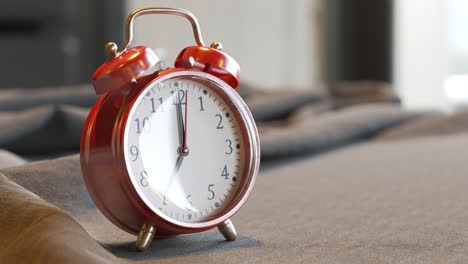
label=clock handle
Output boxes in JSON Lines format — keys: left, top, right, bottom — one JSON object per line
{"left": 92, "top": 7, "right": 207, "bottom": 95}
{"left": 217, "top": 219, "right": 238, "bottom": 241}
{"left": 136, "top": 223, "right": 157, "bottom": 252}
{"left": 122, "top": 7, "right": 206, "bottom": 53}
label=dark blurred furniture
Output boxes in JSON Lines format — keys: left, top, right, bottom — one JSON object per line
{"left": 325, "top": 0, "right": 393, "bottom": 83}
{"left": 0, "top": 0, "right": 124, "bottom": 88}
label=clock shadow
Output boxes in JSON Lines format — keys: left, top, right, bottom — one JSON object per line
{"left": 101, "top": 232, "right": 262, "bottom": 260}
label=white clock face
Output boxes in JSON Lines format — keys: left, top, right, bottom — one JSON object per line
{"left": 124, "top": 72, "right": 247, "bottom": 224}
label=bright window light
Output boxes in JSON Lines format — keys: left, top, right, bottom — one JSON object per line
{"left": 444, "top": 75, "right": 468, "bottom": 103}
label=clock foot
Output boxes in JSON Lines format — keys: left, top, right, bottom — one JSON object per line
{"left": 217, "top": 219, "right": 237, "bottom": 241}
{"left": 136, "top": 224, "right": 156, "bottom": 252}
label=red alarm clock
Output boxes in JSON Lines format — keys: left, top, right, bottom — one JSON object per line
{"left": 80, "top": 8, "right": 260, "bottom": 252}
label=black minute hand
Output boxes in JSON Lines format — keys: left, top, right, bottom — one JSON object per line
{"left": 175, "top": 89, "right": 185, "bottom": 149}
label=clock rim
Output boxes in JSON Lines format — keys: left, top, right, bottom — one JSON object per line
{"left": 115, "top": 69, "right": 260, "bottom": 231}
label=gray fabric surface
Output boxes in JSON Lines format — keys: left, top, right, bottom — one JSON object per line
{"left": 0, "top": 84, "right": 97, "bottom": 111}
{"left": 0, "top": 85, "right": 324, "bottom": 157}
{"left": 260, "top": 103, "right": 419, "bottom": 160}
{"left": 1, "top": 82, "right": 442, "bottom": 263}
{"left": 242, "top": 89, "right": 326, "bottom": 122}
{"left": 0, "top": 105, "right": 89, "bottom": 155}
{"left": 328, "top": 81, "right": 401, "bottom": 108}
{"left": 2, "top": 133, "right": 468, "bottom": 263}
{"left": 0, "top": 102, "right": 418, "bottom": 161}
{"left": 0, "top": 84, "right": 416, "bottom": 162}
{"left": 0, "top": 171, "right": 120, "bottom": 264}
{"left": 376, "top": 110, "right": 468, "bottom": 141}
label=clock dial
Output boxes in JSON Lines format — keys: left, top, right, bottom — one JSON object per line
{"left": 124, "top": 74, "right": 246, "bottom": 223}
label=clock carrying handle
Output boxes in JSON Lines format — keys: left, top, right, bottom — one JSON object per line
{"left": 122, "top": 7, "right": 206, "bottom": 52}
{"left": 93, "top": 7, "right": 241, "bottom": 92}
{"left": 123, "top": 7, "right": 241, "bottom": 89}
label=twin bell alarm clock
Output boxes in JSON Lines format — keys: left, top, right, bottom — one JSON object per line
{"left": 80, "top": 7, "right": 260, "bottom": 251}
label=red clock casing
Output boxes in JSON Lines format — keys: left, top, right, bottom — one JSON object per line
{"left": 81, "top": 69, "right": 259, "bottom": 237}
{"left": 80, "top": 7, "right": 260, "bottom": 248}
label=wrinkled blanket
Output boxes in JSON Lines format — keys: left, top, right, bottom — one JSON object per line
{"left": 0, "top": 83, "right": 415, "bottom": 162}
{"left": 1, "top": 82, "right": 468, "bottom": 263}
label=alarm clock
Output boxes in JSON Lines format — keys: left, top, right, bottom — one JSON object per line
{"left": 80, "top": 7, "right": 260, "bottom": 252}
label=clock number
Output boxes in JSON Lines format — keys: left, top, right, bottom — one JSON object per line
{"left": 221, "top": 165, "right": 230, "bottom": 180}
{"left": 226, "top": 139, "right": 233, "bottom": 154}
{"left": 215, "top": 114, "right": 224, "bottom": 129}
{"left": 163, "top": 195, "right": 167, "bottom": 205}
{"left": 157, "top": 97, "right": 165, "bottom": 112}
{"left": 170, "top": 89, "right": 186, "bottom": 105}
{"left": 198, "top": 96, "right": 205, "bottom": 111}
{"left": 151, "top": 97, "right": 164, "bottom": 113}
{"left": 208, "top": 184, "right": 215, "bottom": 200}
{"left": 129, "top": 146, "right": 139, "bottom": 162}
{"left": 135, "top": 117, "right": 150, "bottom": 134}
{"left": 140, "top": 171, "right": 149, "bottom": 187}
{"left": 150, "top": 98, "right": 156, "bottom": 113}
{"left": 186, "top": 194, "right": 193, "bottom": 206}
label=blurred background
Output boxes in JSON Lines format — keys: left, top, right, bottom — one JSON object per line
{"left": 1, "top": 0, "right": 467, "bottom": 111}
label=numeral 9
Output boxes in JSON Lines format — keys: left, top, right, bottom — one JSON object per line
{"left": 130, "top": 146, "right": 139, "bottom": 162}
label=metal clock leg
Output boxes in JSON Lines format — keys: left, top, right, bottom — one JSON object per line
{"left": 217, "top": 219, "right": 238, "bottom": 241}
{"left": 136, "top": 224, "right": 156, "bottom": 252}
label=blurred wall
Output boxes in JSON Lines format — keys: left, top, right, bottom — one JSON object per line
{"left": 125, "top": 1, "right": 324, "bottom": 90}
{"left": 394, "top": 0, "right": 451, "bottom": 110}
